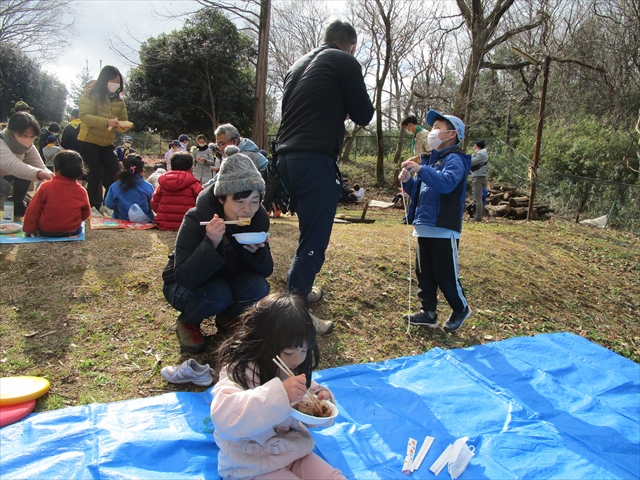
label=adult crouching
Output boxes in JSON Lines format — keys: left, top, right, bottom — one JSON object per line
{"left": 162, "top": 146, "right": 273, "bottom": 353}
{"left": 1, "top": 112, "right": 53, "bottom": 216}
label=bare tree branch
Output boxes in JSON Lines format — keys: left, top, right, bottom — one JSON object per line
{"left": 0, "top": 0, "right": 77, "bottom": 54}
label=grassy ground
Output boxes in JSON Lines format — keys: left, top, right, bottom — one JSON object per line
{"left": 1, "top": 158, "right": 639, "bottom": 412}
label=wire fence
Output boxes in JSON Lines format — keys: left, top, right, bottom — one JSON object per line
{"left": 489, "top": 140, "right": 640, "bottom": 235}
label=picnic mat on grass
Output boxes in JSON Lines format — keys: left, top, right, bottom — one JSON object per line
{"left": 90, "top": 216, "right": 156, "bottom": 230}
{"left": 0, "top": 222, "right": 85, "bottom": 244}
{"left": 1, "top": 332, "right": 637, "bottom": 479}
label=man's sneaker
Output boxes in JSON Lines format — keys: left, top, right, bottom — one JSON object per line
{"left": 403, "top": 310, "right": 438, "bottom": 328}
{"left": 310, "top": 311, "right": 334, "bottom": 335}
{"left": 161, "top": 359, "right": 214, "bottom": 386}
{"left": 307, "top": 286, "right": 323, "bottom": 303}
{"left": 442, "top": 307, "right": 472, "bottom": 333}
{"left": 175, "top": 322, "right": 206, "bottom": 353}
{"left": 90, "top": 207, "right": 103, "bottom": 217}
{"left": 99, "top": 205, "right": 113, "bottom": 216}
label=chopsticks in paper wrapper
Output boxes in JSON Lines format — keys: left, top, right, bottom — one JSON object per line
{"left": 402, "top": 435, "right": 434, "bottom": 475}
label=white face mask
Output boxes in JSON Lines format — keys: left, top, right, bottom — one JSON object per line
{"left": 427, "top": 130, "right": 444, "bottom": 150}
{"left": 107, "top": 82, "right": 120, "bottom": 93}
{"left": 447, "top": 437, "right": 475, "bottom": 480}
{"left": 124, "top": 142, "right": 132, "bottom": 148}
{"left": 427, "top": 129, "right": 456, "bottom": 150}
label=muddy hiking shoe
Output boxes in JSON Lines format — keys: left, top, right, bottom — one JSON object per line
{"left": 403, "top": 310, "right": 438, "bottom": 328}
{"left": 310, "top": 311, "right": 334, "bottom": 335}
{"left": 307, "top": 286, "right": 323, "bottom": 304}
{"left": 175, "top": 321, "right": 206, "bottom": 353}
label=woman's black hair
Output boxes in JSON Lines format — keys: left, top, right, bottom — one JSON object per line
{"left": 7, "top": 112, "right": 40, "bottom": 136}
{"left": 216, "top": 189, "right": 264, "bottom": 204}
{"left": 89, "top": 65, "right": 123, "bottom": 102}
{"left": 53, "top": 150, "right": 85, "bottom": 179}
{"left": 218, "top": 292, "right": 319, "bottom": 390}
{"left": 114, "top": 155, "right": 144, "bottom": 192}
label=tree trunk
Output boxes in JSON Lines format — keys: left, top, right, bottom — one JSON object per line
{"left": 374, "top": 0, "right": 393, "bottom": 186}
{"left": 252, "top": 0, "right": 271, "bottom": 149}
{"left": 453, "top": 39, "right": 485, "bottom": 121}
{"left": 392, "top": 90, "right": 414, "bottom": 187}
{"left": 340, "top": 124, "right": 364, "bottom": 162}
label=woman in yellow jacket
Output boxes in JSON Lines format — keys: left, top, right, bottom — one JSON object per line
{"left": 77, "top": 65, "right": 132, "bottom": 209}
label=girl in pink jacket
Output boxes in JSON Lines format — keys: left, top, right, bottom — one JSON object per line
{"left": 211, "top": 293, "right": 345, "bottom": 479}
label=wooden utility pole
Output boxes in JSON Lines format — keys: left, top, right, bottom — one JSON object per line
{"left": 252, "top": 0, "right": 271, "bottom": 150}
{"left": 527, "top": 56, "right": 551, "bottom": 221}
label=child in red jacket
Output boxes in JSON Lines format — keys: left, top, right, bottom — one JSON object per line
{"left": 23, "top": 150, "right": 90, "bottom": 237}
{"left": 151, "top": 152, "right": 203, "bottom": 230}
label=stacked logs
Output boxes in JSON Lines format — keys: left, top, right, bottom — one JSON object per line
{"left": 482, "top": 183, "right": 554, "bottom": 220}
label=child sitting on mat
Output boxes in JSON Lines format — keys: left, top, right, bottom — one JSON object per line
{"left": 104, "top": 155, "right": 154, "bottom": 222}
{"left": 211, "top": 292, "right": 345, "bottom": 480}
{"left": 151, "top": 152, "right": 202, "bottom": 231}
{"left": 22, "top": 150, "right": 90, "bottom": 237}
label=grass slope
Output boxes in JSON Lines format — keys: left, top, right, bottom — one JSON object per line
{"left": 1, "top": 158, "right": 638, "bottom": 411}
{"left": 1, "top": 211, "right": 637, "bottom": 412}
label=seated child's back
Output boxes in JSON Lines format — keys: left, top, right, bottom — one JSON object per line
{"left": 22, "top": 150, "right": 90, "bottom": 236}
{"left": 104, "top": 156, "right": 155, "bottom": 221}
{"left": 151, "top": 152, "right": 202, "bottom": 230}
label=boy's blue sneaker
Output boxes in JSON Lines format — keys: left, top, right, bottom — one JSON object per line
{"left": 403, "top": 310, "right": 438, "bottom": 328}
{"left": 443, "top": 307, "right": 472, "bottom": 333}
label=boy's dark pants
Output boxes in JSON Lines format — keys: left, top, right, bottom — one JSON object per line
{"left": 77, "top": 141, "right": 121, "bottom": 209}
{"left": 277, "top": 152, "right": 342, "bottom": 303}
{"left": 416, "top": 236, "right": 468, "bottom": 313}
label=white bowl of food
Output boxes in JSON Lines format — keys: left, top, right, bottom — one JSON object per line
{"left": 291, "top": 397, "right": 338, "bottom": 426}
{"left": 232, "top": 232, "right": 270, "bottom": 245}
{"left": 0, "top": 223, "right": 22, "bottom": 234}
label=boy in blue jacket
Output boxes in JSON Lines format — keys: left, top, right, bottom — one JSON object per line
{"left": 399, "top": 110, "right": 472, "bottom": 333}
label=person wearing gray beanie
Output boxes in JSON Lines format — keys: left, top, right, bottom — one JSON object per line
{"left": 162, "top": 146, "right": 273, "bottom": 354}
{"left": 214, "top": 146, "right": 265, "bottom": 197}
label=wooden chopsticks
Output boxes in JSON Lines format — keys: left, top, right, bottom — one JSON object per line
{"left": 199, "top": 218, "right": 251, "bottom": 226}
{"left": 273, "top": 355, "right": 324, "bottom": 410}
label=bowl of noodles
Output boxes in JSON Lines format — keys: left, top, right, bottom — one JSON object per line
{"left": 291, "top": 396, "right": 338, "bottom": 426}
{"left": 232, "top": 232, "right": 269, "bottom": 245}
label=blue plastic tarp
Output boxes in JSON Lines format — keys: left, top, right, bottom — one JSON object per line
{"left": 1, "top": 332, "right": 638, "bottom": 479}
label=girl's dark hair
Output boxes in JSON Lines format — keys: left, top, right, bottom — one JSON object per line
{"left": 115, "top": 155, "right": 144, "bottom": 191}
{"left": 7, "top": 112, "right": 40, "bottom": 136}
{"left": 218, "top": 293, "right": 319, "bottom": 390}
{"left": 89, "top": 65, "right": 123, "bottom": 102}
{"left": 53, "top": 150, "right": 85, "bottom": 179}
{"left": 197, "top": 134, "right": 206, "bottom": 141}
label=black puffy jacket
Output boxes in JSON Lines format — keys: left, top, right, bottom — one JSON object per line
{"left": 165, "top": 185, "right": 273, "bottom": 290}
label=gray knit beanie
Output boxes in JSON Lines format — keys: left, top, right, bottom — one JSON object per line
{"left": 214, "top": 146, "right": 265, "bottom": 196}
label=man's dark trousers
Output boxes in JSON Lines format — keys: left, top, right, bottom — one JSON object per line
{"left": 277, "top": 152, "right": 342, "bottom": 303}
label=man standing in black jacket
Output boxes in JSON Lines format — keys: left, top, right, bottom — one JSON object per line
{"left": 275, "top": 20, "right": 374, "bottom": 334}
